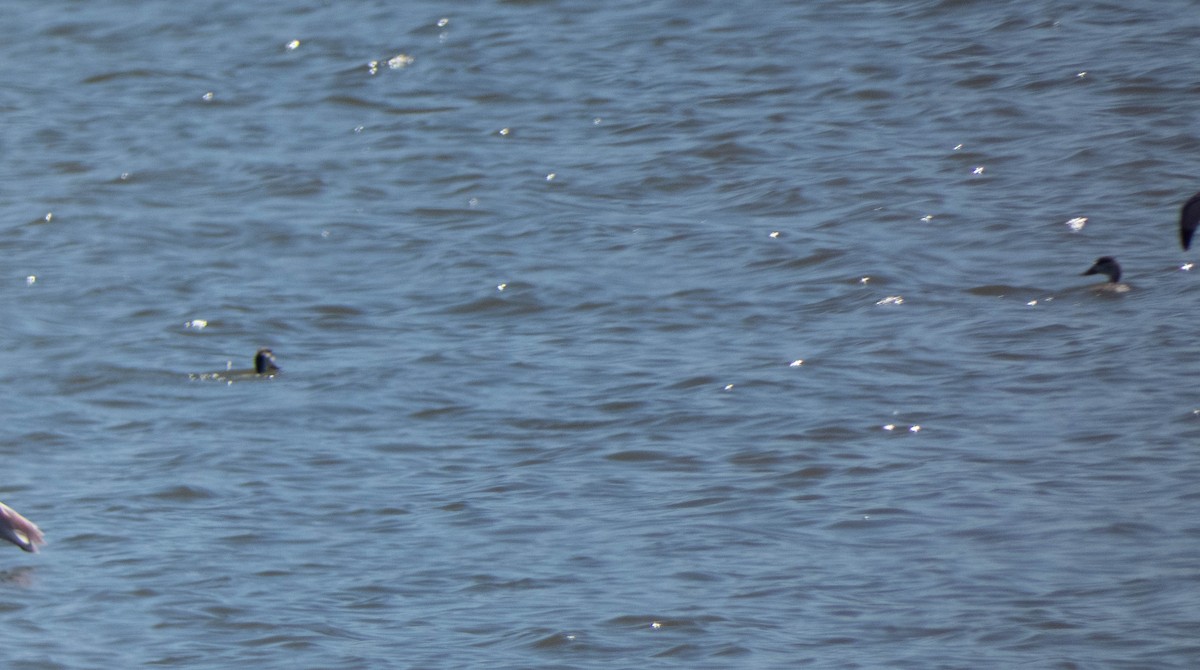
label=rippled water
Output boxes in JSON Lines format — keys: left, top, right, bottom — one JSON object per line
{"left": 1, "top": 0, "right": 1199, "bottom": 667}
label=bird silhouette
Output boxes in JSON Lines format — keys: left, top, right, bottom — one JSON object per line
{"left": 1179, "top": 191, "right": 1200, "bottom": 250}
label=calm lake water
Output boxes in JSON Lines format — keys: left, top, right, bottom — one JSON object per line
{"left": 1, "top": 0, "right": 1199, "bottom": 667}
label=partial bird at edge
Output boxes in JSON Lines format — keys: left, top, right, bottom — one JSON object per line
{"left": 1179, "top": 191, "right": 1200, "bottom": 250}
{"left": 0, "top": 502, "right": 45, "bottom": 553}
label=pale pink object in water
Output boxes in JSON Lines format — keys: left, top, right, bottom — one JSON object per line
{"left": 0, "top": 502, "right": 44, "bottom": 553}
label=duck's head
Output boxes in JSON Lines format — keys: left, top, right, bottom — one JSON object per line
{"left": 255, "top": 348, "right": 280, "bottom": 374}
{"left": 1082, "top": 256, "right": 1121, "bottom": 283}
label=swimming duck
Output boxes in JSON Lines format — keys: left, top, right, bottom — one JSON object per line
{"left": 190, "top": 348, "right": 280, "bottom": 381}
{"left": 1082, "top": 256, "right": 1131, "bottom": 293}
{"left": 1180, "top": 191, "right": 1200, "bottom": 250}
{"left": 0, "top": 502, "right": 44, "bottom": 553}
{"left": 254, "top": 348, "right": 279, "bottom": 374}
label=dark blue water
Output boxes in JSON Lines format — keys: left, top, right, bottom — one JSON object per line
{"left": 1, "top": 1, "right": 1199, "bottom": 667}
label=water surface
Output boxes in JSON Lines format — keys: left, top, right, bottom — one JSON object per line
{"left": 1, "top": 1, "right": 1198, "bottom": 667}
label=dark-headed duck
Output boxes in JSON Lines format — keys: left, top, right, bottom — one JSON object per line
{"left": 1082, "top": 256, "right": 1130, "bottom": 293}
{"left": 190, "top": 348, "right": 281, "bottom": 382}
{"left": 254, "top": 348, "right": 280, "bottom": 374}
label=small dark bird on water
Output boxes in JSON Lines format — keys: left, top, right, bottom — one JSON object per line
{"left": 189, "top": 348, "right": 281, "bottom": 382}
{"left": 1082, "top": 256, "right": 1130, "bottom": 293}
{"left": 1179, "top": 191, "right": 1200, "bottom": 250}
{"left": 254, "top": 348, "right": 279, "bottom": 374}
